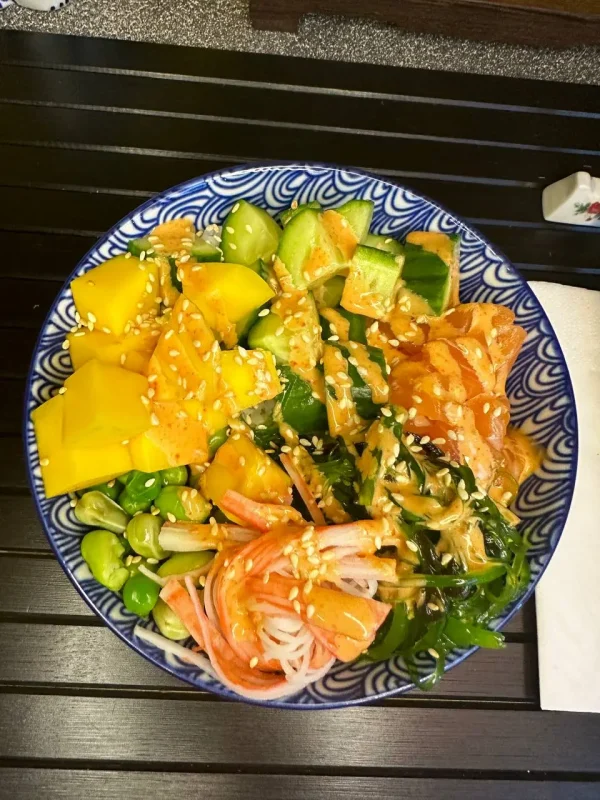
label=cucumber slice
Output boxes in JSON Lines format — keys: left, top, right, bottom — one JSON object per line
{"left": 365, "top": 233, "right": 404, "bottom": 256}
{"left": 336, "top": 200, "right": 374, "bottom": 243}
{"left": 190, "top": 238, "right": 222, "bottom": 262}
{"left": 236, "top": 306, "right": 262, "bottom": 342}
{"left": 168, "top": 256, "right": 183, "bottom": 292}
{"left": 403, "top": 232, "right": 459, "bottom": 314}
{"left": 279, "top": 201, "right": 321, "bottom": 227}
{"left": 247, "top": 312, "right": 291, "bottom": 363}
{"left": 127, "top": 238, "right": 154, "bottom": 257}
{"left": 313, "top": 276, "right": 346, "bottom": 309}
{"left": 276, "top": 208, "right": 342, "bottom": 290}
{"left": 342, "top": 244, "right": 403, "bottom": 319}
{"left": 221, "top": 200, "right": 281, "bottom": 268}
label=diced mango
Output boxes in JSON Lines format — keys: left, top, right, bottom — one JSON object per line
{"left": 220, "top": 349, "right": 281, "bottom": 412}
{"left": 201, "top": 434, "right": 292, "bottom": 516}
{"left": 151, "top": 296, "right": 223, "bottom": 406}
{"left": 182, "top": 262, "right": 274, "bottom": 330}
{"left": 32, "top": 394, "right": 132, "bottom": 498}
{"left": 130, "top": 401, "right": 208, "bottom": 471}
{"left": 63, "top": 359, "right": 151, "bottom": 449}
{"left": 151, "top": 217, "right": 195, "bottom": 254}
{"left": 67, "top": 326, "right": 159, "bottom": 374}
{"left": 71, "top": 254, "right": 159, "bottom": 337}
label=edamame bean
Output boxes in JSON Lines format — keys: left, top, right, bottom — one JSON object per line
{"left": 155, "top": 485, "right": 211, "bottom": 523}
{"left": 122, "top": 572, "right": 160, "bottom": 617}
{"left": 208, "top": 427, "right": 228, "bottom": 457}
{"left": 126, "top": 513, "right": 168, "bottom": 560}
{"left": 152, "top": 599, "right": 189, "bottom": 640}
{"left": 118, "top": 470, "right": 162, "bottom": 515}
{"left": 160, "top": 466, "right": 189, "bottom": 487}
{"left": 74, "top": 491, "right": 129, "bottom": 534}
{"left": 81, "top": 530, "right": 129, "bottom": 591}
{"left": 82, "top": 480, "right": 120, "bottom": 501}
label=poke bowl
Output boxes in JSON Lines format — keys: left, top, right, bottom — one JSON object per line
{"left": 24, "top": 163, "right": 577, "bottom": 708}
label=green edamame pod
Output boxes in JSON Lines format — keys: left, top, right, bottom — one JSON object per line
{"left": 82, "top": 480, "right": 120, "bottom": 501}
{"left": 74, "top": 491, "right": 130, "bottom": 534}
{"left": 157, "top": 551, "right": 214, "bottom": 579}
{"left": 119, "top": 470, "right": 162, "bottom": 515}
{"left": 81, "top": 530, "right": 129, "bottom": 591}
{"left": 160, "top": 466, "right": 189, "bottom": 487}
{"left": 155, "top": 485, "right": 211, "bottom": 523}
{"left": 152, "top": 599, "right": 189, "bottom": 641}
{"left": 126, "top": 513, "right": 168, "bottom": 560}
{"left": 122, "top": 572, "right": 160, "bottom": 617}
{"left": 117, "top": 472, "right": 132, "bottom": 485}
{"left": 208, "top": 427, "right": 228, "bottom": 457}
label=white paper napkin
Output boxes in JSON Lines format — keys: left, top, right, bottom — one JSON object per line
{"left": 531, "top": 281, "right": 600, "bottom": 713}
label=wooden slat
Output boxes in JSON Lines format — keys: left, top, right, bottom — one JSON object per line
{"left": 2, "top": 30, "right": 599, "bottom": 115}
{"left": 2, "top": 64, "right": 599, "bottom": 152}
{"left": 2, "top": 693, "right": 600, "bottom": 771}
{"left": 0, "top": 622, "right": 536, "bottom": 701}
{"left": 2, "top": 770, "right": 599, "bottom": 800}
{"left": 1, "top": 381, "right": 24, "bottom": 436}
{"left": 0, "top": 278, "right": 63, "bottom": 329}
{"left": 2, "top": 104, "right": 600, "bottom": 187}
{"left": 0, "top": 438, "right": 28, "bottom": 490}
{"left": 2, "top": 770, "right": 599, "bottom": 799}
{"left": 0, "top": 329, "right": 38, "bottom": 377}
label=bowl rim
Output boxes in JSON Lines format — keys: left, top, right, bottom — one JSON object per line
{"left": 23, "top": 160, "right": 578, "bottom": 709}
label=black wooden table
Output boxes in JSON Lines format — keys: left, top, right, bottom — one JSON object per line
{"left": 0, "top": 30, "right": 599, "bottom": 799}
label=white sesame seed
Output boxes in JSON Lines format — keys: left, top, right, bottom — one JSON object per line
{"left": 229, "top": 243, "right": 237, "bottom": 250}
{"left": 249, "top": 656, "right": 259, "bottom": 669}
{"left": 428, "top": 648, "right": 440, "bottom": 659}
{"left": 406, "top": 540, "right": 419, "bottom": 552}
{"left": 167, "top": 512, "right": 177, "bottom": 523}
{"left": 493, "top": 406, "right": 503, "bottom": 417}
{"left": 441, "top": 553, "right": 453, "bottom": 566}
{"left": 40, "top": 458, "right": 50, "bottom": 467}
{"left": 381, "top": 408, "right": 392, "bottom": 417}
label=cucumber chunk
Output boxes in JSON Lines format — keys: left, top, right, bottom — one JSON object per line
{"left": 336, "top": 200, "right": 374, "bottom": 243}
{"left": 276, "top": 208, "right": 343, "bottom": 290}
{"left": 247, "top": 312, "right": 292, "bottom": 363}
{"left": 365, "top": 233, "right": 404, "bottom": 256}
{"left": 342, "top": 244, "right": 403, "bottom": 319}
{"left": 221, "top": 200, "right": 281, "bottom": 268}
{"left": 403, "top": 232, "right": 459, "bottom": 314}
{"left": 127, "top": 238, "right": 154, "bottom": 257}
{"left": 279, "top": 201, "right": 321, "bottom": 227}
{"left": 190, "top": 238, "right": 222, "bottom": 262}
{"left": 313, "top": 276, "right": 346, "bottom": 309}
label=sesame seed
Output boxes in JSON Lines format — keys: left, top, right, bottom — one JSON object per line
{"left": 406, "top": 540, "right": 419, "bottom": 552}
{"left": 483, "top": 402, "right": 491, "bottom": 414}
{"left": 61, "top": 339, "right": 70, "bottom": 350}
{"left": 249, "top": 656, "right": 259, "bottom": 669}
{"left": 408, "top": 407, "right": 417, "bottom": 419}
{"left": 306, "top": 604, "right": 315, "bottom": 619}
{"left": 293, "top": 599, "right": 302, "bottom": 614}
{"left": 501, "top": 491, "right": 513, "bottom": 504}
{"left": 493, "top": 407, "right": 503, "bottom": 418}
{"left": 40, "top": 458, "right": 50, "bottom": 467}
{"left": 428, "top": 648, "right": 440, "bottom": 659}
{"left": 229, "top": 243, "right": 237, "bottom": 250}
{"left": 381, "top": 407, "right": 392, "bottom": 417}
{"left": 441, "top": 553, "right": 453, "bottom": 566}
{"left": 288, "top": 586, "right": 299, "bottom": 601}
{"left": 167, "top": 512, "right": 177, "bottom": 523}
{"left": 150, "top": 413, "right": 160, "bottom": 426}
{"left": 245, "top": 558, "right": 254, "bottom": 572}
{"left": 447, "top": 430, "right": 458, "bottom": 441}
{"left": 144, "top": 478, "right": 155, "bottom": 488}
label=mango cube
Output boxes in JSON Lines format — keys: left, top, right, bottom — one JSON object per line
{"left": 201, "top": 434, "right": 291, "bottom": 516}
{"left": 63, "top": 359, "right": 151, "bottom": 449}
{"left": 182, "top": 262, "right": 274, "bottom": 329}
{"left": 71, "top": 254, "right": 159, "bottom": 337}
{"left": 32, "top": 394, "right": 132, "bottom": 498}
{"left": 130, "top": 401, "right": 208, "bottom": 471}
{"left": 67, "top": 326, "right": 158, "bottom": 374}
{"left": 220, "top": 349, "right": 281, "bottom": 412}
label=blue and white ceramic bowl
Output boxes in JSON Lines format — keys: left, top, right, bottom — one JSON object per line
{"left": 24, "top": 163, "right": 577, "bottom": 708}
